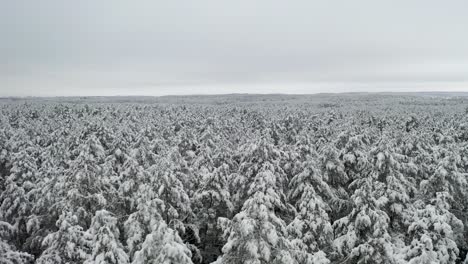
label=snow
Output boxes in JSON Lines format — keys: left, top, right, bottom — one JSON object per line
{"left": 0, "top": 95, "right": 467, "bottom": 264}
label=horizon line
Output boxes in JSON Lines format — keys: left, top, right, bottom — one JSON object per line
{"left": 2, "top": 90, "right": 468, "bottom": 99}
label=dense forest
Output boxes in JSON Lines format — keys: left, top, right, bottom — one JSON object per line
{"left": 1, "top": 94, "right": 467, "bottom": 264}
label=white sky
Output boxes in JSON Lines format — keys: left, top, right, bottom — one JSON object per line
{"left": 1, "top": 0, "right": 468, "bottom": 96}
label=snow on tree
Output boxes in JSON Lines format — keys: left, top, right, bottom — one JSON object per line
{"left": 130, "top": 136, "right": 158, "bottom": 169}
{"left": 85, "top": 210, "right": 129, "bottom": 264}
{"left": 193, "top": 164, "right": 233, "bottom": 262}
{"left": 0, "top": 127, "right": 56, "bottom": 255}
{"left": 0, "top": 240, "right": 32, "bottom": 264}
{"left": 287, "top": 185, "right": 332, "bottom": 263}
{"left": 215, "top": 164, "right": 296, "bottom": 264}
{"left": 287, "top": 154, "right": 333, "bottom": 257}
{"left": 420, "top": 149, "right": 468, "bottom": 210}
{"left": 404, "top": 192, "right": 463, "bottom": 264}
{"left": 319, "top": 144, "right": 348, "bottom": 194}
{"left": 132, "top": 220, "right": 193, "bottom": 264}
{"left": 124, "top": 185, "right": 165, "bottom": 259}
{"left": 0, "top": 220, "right": 32, "bottom": 264}
{"left": 58, "top": 134, "right": 109, "bottom": 227}
{"left": 337, "top": 133, "right": 370, "bottom": 181}
{"left": 1, "top": 96, "right": 468, "bottom": 263}
{"left": 190, "top": 123, "right": 218, "bottom": 171}
{"left": 0, "top": 143, "right": 38, "bottom": 247}
{"left": 147, "top": 157, "right": 192, "bottom": 233}
{"left": 332, "top": 172, "right": 395, "bottom": 264}
{"left": 149, "top": 150, "right": 202, "bottom": 262}
{"left": 118, "top": 155, "right": 148, "bottom": 213}
{"left": 370, "top": 142, "right": 415, "bottom": 230}
{"left": 230, "top": 137, "right": 286, "bottom": 213}
{"left": 36, "top": 211, "right": 91, "bottom": 264}
{"left": 318, "top": 143, "right": 352, "bottom": 224}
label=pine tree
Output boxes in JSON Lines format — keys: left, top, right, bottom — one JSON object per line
{"left": 0, "top": 144, "right": 38, "bottom": 249}
{"left": 132, "top": 220, "right": 193, "bottom": 264}
{"left": 58, "top": 134, "right": 109, "bottom": 227}
{"left": 0, "top": 221, "right": 32, "bottom": 264}
{"left": 404, "top": 192, "right": 463, "bottom": 264}
{"left": 287, "top": 154, "right": 333, "bottom": 257}
{"left": 215, "top": 164, "right": 296, "bottom": 264}
{"left": 23, "top": 134, "right": 71, "bottom": 257}
{"left": 319, "top": 144, "right": 350, "bottom": 222}
{"left": 332, "top": 173, "right": 395, "bottom": 264}
{"left": 124, "top": 187, "right": 165, "bottom": 260}
{"left": 37, "top": 211, "right": 91, "bottom": 264}
{"left": 193, "top": 164, "right": 233, "bottom": 262}
{"left": 230, "top": 137, "right": 285, "bottom": 213}
{"left": 148, "top": 157, "right": 192, "bottom": 233}
{"left": 119, "top": 155, "right": 147, "bottom": 214}
{"left": 421, "top": 150, "right": 467, "bottom": 210}
{"left": 371, "top": 143, "right": 415, "bottom": 230}
{"left": 85, "top": 210, "right": 129, "bottom": 264}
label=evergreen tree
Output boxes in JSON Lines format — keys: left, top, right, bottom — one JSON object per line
{"left": 333, "top": 173, "right": 395, "bottom": 264}
{"left": 287, "top": 154, "right": 333, "bottom": 256}
{"left": 215, "top": 164, "right": 295, "bottom": 264}
{"left": 421, "top": 150, "right": 468, "bottom": 210}
{"left": 230, "top": 137, "right": 286, "bottom": 213}
{"left": 132, "top": 220, "right": 193, "bottom": 264}
{"left": 37, "top": 211, "right": 91, "bottom": 264}
{"left": 193, "top": 164, "right": 233, "bottom": 262}
{"left": 148, "top": 157, "right": 192, "bottom": 233}
{"left": 319, "top": 144, "right": 350, "bottom": 221}
{"left": 371, "top": 143, "right": 415, "bottom": 230}
{"left": 124, "top": 186, "right": 164, "bottom": 260}
{"left": 0, "top": 144, "right": 38, "bottom": 249}
{"left": 85, "top": 210, "right": 129, "bottom": 264}
{"left": 58, "top": 135, "right": 109, "bottom": 227}
{"left": 404, "top": 192, "right": 463, "bottom": 264}
{"left": 0, "top": 221, "right": 32, "bottom": 264}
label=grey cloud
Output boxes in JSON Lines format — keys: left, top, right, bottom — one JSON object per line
{"left": 1, "top": 0, "right": 468, "bottom": 96}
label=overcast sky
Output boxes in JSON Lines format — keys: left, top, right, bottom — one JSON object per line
{"left": 1, "top": 0, "right": 468, "bottom": 96}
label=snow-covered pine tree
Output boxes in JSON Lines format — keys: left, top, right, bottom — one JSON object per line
{"left": 230, "top": 137, "right": 285, "bottom": 214}
{"left": 130, "top": 136, "right": 158, "bottom": 169}
{"left": 124, "top": 185, "right": 165, "bottom": 260}
{"left": 420, "top": 149, "right": 467, "bottom": 211}
{"left": 167, "top": 145, "right": 197, "bottom": 199}
{"left": 36, "top": 211, "right": 91, "bottom": 264}
{"left": 332, "top": 171, "right": 395, "bottom": 264}
{"left": 287, "top": 153, "right": 333, "bottom": 258}
{"left": 0, "top": 142, "right": 38, "bottom": 249}
{"left": 319, "top": 144, "right": 350, "bottom": 222}
{"left": 404, "top": 192, "right": 463, "bottom": 264}
{"left": 215, "top": 163, "right": 296, "bottom": 264}
{"left": 151, "top": 152, "right": 203, "bottom": 262}
{"left": 124, "top": 175, "right": 196, "bottom": 263}
{"left": 370, "top": 142, "right": 415, "bottom": 230}
{"left": 287, "top": 185, "right": 332, "bottom": 264}
{"left": 194, "top": 164, "right": 233, "bottom": 262}
{"left": 85, "top": 210, "right": 129, "bottom": 264}
{"left": 132, "top": 220, "right": 193, "bottom": 264}
{"left": 148, "top": 157, "right": 192, "bottom": 235}
{"left": 0, "top": 220, "right": 32, "bottom": 264}
{"left": 59, "top": 134, "right": 109, "bottom": 227}
{"left": 22, "top": 132, "right": 73, "bottom": 257}
{"left": 119, "top": 155, "right": 148, "bottom": 214}
{"left": 338, "top": 134, "right": 369, "bottom": 181}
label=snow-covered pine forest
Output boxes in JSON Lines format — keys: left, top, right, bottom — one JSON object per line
{"left": 1, "top": 94, "right": 467, "bottom": 264}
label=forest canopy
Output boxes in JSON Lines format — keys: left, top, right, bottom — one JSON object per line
{"left": 0, "top": 94, "right": 467, "bottom": 264}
